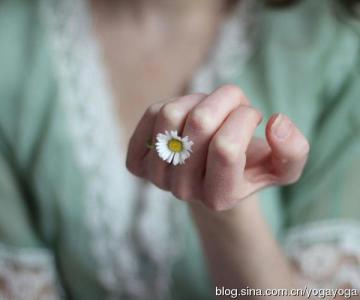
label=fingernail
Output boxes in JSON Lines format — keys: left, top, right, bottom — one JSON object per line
{"left": 272, "top": 114, "right": 292, "bottom": 140}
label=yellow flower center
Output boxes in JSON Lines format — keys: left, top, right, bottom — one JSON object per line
{"left": 167, "top": 138, "right": 183, "bottom": 153}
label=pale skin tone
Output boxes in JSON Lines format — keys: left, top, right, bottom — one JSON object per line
{"left": 91, "top": 0, "right": 311, "bottom": 299}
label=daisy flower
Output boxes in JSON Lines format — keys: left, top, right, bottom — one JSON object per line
{"left": 155, "top": 130, "right": 194, "bottom": 166}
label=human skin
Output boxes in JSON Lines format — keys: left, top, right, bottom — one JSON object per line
{"left": 126, "top": 85, "right": 310, "bottom": 299}
{"left": 126, "top": 86, "right": 309, "bottom": 210}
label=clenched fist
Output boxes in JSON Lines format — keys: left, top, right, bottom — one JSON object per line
{"left": 126, "top": 85, "right": 309, "bottom": 211}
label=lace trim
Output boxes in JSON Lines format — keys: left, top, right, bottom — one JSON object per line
{"left": 0, "top": 243, "right": 60, "bottom": 300}
{"left": 40, "top": 0, "right": 184, "bottom": 299}
{"left": 282, "top": 220, "right": 360, "bottom": 290}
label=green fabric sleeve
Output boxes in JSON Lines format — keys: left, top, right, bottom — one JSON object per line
{"left": 0, "top": 5, "right": 63, "bottom": 297}
{"left": 283, "top": 49, "right": 360, "bottom": 228}
{"left": 0, "top": 137, "right": 40, "bottom": 246}
{"left": 0, "top": 3, "right": 106, "bottom": 298}
{"left": 0, "top": 0, "right": 59, "bottom": 246}
{"left": 236, "top": 0, "right": 360, "bottom": 230}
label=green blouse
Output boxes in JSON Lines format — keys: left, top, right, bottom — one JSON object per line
{"left": 0, "top": 0, "right": 359, "bottom": 299}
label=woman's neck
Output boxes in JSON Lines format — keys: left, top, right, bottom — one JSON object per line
{"left": 90, "top": 0, "right": 230, "bottom": 24}
{"left": 89, "top": 0, "right": 234, "bottom": 143}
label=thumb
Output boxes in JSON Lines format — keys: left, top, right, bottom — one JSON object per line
{"left": 265, "top": 113, "right": 310, "bottom": 184}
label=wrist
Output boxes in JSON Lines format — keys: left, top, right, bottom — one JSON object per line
{"left": 189, "top": 194, "right": 260, "bottom": 224}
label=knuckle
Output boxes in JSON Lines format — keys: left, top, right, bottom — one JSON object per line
{"left": 171, "top": 176, "right": 199, "bottom": 201}
{"left": 126, "top": 159, "right": 143, "bottom": 177}
{"left": 160, "top": 103, "right": 184, "bottom": 123}
{"left": 211, "top": 137, "right": 243, "bottom": 165}
{"left": 219, "top": 84, "right": 248, "bottom": 105}
{"left": 150, "top": 174, "right": 166, "bottom": 190}
{"left": 146, "top": 161, "right": 166, "bottom": 189}
{"left": 239, "top": 106, "right": 262, "bottom": 123}
{"left": 247, "top": 107, "right": 263, "bottom": 121}
{"left": 125, "top": 158, "right": 134, "bottom": 173}
{"left": 187, "top": 108, "right": 213, "bottom": 132}
{"left": 189, "top": 92, "right": 207, "bottom": 99}
{"left": 146, "top": 102, "right": 162, "bottom": 116}
{"left": 172, "top": 189, "right": 186, "bottom": 201}
{"left": 172, "top": 184, "right": 189, "bottom": 201}
{"left": 125, "top": 156, "right": 133, "bottom": 171}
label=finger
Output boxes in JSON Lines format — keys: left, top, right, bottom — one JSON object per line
{"left": 203, "top": 105, "right": 262, "bottom": 211}
{"left": 172, "top": 85, "right": 250, "bottom": 201}
{"left": 243, "top": 138, "right": 276, "bottom": 190}
{"left": 245, "top": 137, "right": 271, "bottom": 168}
{"left": 126, "top": 101, "right": 165, "bottom": 177}
{"left": 265, "top": 113, "right": 310, "bottom": 184}
{"left": 144, "top": 93, "right": 207, "bottom": 189}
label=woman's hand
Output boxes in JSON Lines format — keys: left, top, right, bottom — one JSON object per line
{"left": 126, "top": 85, "right": 309, "bottom": 211}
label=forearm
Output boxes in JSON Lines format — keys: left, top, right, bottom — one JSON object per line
{"left": 190, "top": 195, "right": 303, "bottom": 299}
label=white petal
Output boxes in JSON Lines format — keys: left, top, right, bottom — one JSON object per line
{"left": 171, "top": 130, "right": 179, "bottom": 139}
{"left": 178, "top": 152, "right": 186, "bottom": 164}
{"left": 156, "top": 136, "right": 168, "bottom": 143}
{"left": 160, "top": 151, "right": 169, "bottom": 160}
{"left": 155, "top": 130, "right": 194, "bottom": 165}
{"left": 173, "top": 153, "right": 180, "bottom": 166}
{"left": 156, "top": 141, "right": 172, "bottom": 160}
{"left": 183, "top": 151, "right": 190, "bottom": 160}
{"left": 156, "top": 145, "right": 167, "bottom": 156}
{"left": 166, "top": 152, "right": 175, "bottom": 163}
{"left": 157, "top": 133, "right": 168, "bottom": 140}
{"left": 183, "top": 143, "right": 192, "bottom": 152}
{"left": 156, "top": 140, "right": 166, "bottom": 147}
